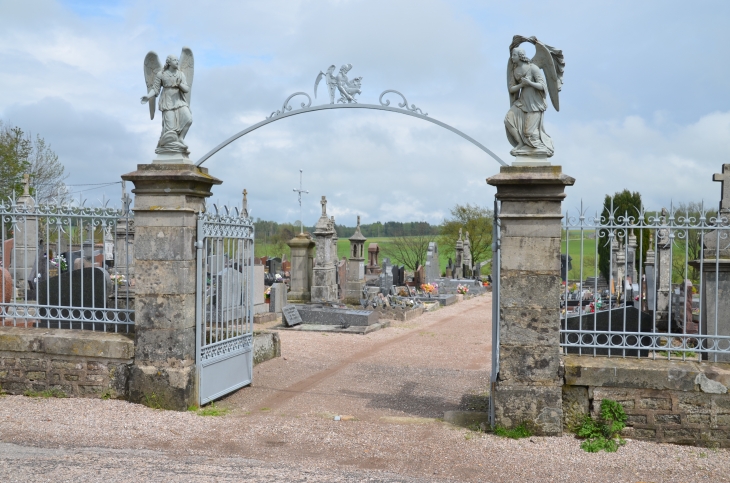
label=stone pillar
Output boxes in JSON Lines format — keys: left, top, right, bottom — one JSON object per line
{"left": 114, "top": 181, "right": 135, "bottom": 282}
{"left": 11, "top": 176, "right": 37, "bottom": 296}
{"left": 487, "top": 166, "right": 574, "bottom": 436}
{"left": 345, "top": 216, "right": 366, "bottom": 304}
{"left": 121, "top": 163, "right": 221, "bottom": 410}
{"left": 287, "top": 233, "right": 315, "bottom": 303}
{"left": 311, "top": 196, "right": 337, "bottom": 303}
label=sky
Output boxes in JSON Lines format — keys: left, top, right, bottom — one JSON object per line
{"left": 0, "top": 0, "right": 729, "bottom": 226}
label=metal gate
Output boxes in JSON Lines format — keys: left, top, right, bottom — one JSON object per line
{"left": 195, "top": 205, "right": 254, "bottom": 405}
{"left": 489, "top": 199, "right": 501, "bottom": 427}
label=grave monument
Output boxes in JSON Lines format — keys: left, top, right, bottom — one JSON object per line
{"left": 310, "top": 196, "right": 337, "bottom": 303}
{"left": 345, "top": 216, "right": 367, "bottom": 304}
{"left": 10, "top": 175, "right": 38, "bottom": 297}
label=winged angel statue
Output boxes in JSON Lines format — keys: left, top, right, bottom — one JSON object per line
{"left": 140, "top": 47, "right": 194, "bottom": 159}
{"left": 504, "top": 36, "right": 564, "bottom": 158}
{"left": 314, "top": 64, "right": 362, "bottom": 104}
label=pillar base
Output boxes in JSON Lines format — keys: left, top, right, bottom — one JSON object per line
{"left": 492, "top": 384, "right": 563, "bottom": 436}
{"left": 128, "top": 362, "right": 196, "bottom": 411}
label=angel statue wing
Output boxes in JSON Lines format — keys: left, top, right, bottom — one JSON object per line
{"left": 507, "top": 35, "right": 565, "bottom": 111}
{"left": 143, "top": 51, "right": 161, "bottom": 120}
{"left": 179, "top": 47, "right": 194, "bottom": 106}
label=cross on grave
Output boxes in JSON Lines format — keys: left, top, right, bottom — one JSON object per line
{"left": 292, "top": 169, "right": 309, "bottom": 234}
{"left": 713, "top": 164, "right": 730, "bottom": 213}
{"left": 22, "top": 173, "right": 30, "bottom": 196}
{"left": 242, "top": 189, "right": 249, "bottom": 217}
{"left": 320, "top": 196, "right": 327, "bottom": 216}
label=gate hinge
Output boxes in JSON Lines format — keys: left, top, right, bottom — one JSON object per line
{"left": 194, "top": 241, "right": 204, "bottom": 249}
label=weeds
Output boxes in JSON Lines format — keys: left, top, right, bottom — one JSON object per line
{"left": 195, "top": 403, "right": 229, "bottom": 417}
{"left": 576, "top": 399, "right": 627, "bottom": 453}
{"left": 493, "top": 422, "right": 532, "bottom": 439}
{"left": 24, "top": 388, "right": 67, "bottom": 398}
{"left": 143, "top": 392, "right": 164, "bottom": 409}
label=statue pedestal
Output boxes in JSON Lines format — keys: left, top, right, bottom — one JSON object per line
{"left": 153, "top": 153, "right": 192, "bottom": 164}
{"left": 512, "top": 155, "right": 550, "bottom": 167}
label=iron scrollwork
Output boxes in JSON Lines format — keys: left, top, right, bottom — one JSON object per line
{"left": 379, "top": 89, "right": 428, "bottom": 116}
{"left": 267, "top": 92, "right": 312, "bottom": 119}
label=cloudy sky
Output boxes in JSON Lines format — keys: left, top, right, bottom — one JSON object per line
{"left": 0, "top": 0, "right": 728, "bottom": 225}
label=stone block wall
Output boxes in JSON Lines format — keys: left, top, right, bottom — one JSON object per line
{"left": 0, "top": 327, "right": 134, "bottom": 398}
{"left": 564, "top": 355, "right": 730, "bottom": 447}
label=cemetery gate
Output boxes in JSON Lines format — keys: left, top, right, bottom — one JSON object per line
{"left": 195, "top": 204, "right": 255, "bottom": 405}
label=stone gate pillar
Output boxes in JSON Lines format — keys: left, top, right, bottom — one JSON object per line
{"left": 487, "top": 165, "right": 574, "bottom": 436}
{"left": 122, "top": 163, "right": 221, "bottom": 410}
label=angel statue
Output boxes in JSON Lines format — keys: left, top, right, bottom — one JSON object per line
{"left": 504, "top": 36, "right": 564, "bottom": 159}
{"left": 140, "top": 47, "right": 194, "bottom": 160}
{"left": 315, "top": 64, "right": 362, "bottom": 104}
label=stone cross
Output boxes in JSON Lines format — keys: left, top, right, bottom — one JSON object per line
{"left": 242, "top": 189, "right": 248, "bottom": 217}
{"left": 292, "top": 169, "right": 308, "bottom": 234}
{"left": 713, "top": 164, "right": 730, "bottom": 213}
{"left": 22, "top": 173, "right": 30, "bottom": 196}
{"left": 321, "top": 196, "right": 327, "bottom": 216}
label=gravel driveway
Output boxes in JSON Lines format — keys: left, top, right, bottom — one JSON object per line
{"left": 1, "top": 294, "right": 729, "bottom": 482}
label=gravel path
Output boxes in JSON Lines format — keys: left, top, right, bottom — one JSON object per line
{"left": 2, "top": 294, "right": 730, "bottom": 482}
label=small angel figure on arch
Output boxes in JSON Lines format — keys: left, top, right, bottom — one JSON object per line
{"left": 504, "top": 36, "right": 564, "bottom": 160}
{"left": 140, "top": 47, "right": 194, "bottom": 161}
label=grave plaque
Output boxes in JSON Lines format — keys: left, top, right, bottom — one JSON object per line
{"left": 282, "top": 304, "right": 302, "bottom": 326}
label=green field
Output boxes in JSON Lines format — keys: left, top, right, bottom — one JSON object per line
{"left": 254, "top": 236, "right": 483, "bottom": 276}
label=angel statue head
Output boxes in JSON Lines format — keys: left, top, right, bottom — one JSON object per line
{"left": 139, "top": 47, "right": 195, "bottom": 162}
{"left": 511, "top": 48, "right": 531, "bottom": 64}
{"left": 504, "top": 36, "right": 564, "bottom": 162}
{"left": 164, "top": 54, "right": 179, "bottom": 70}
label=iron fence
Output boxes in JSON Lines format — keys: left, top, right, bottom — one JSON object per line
{"left": 561, "top": 200, "right": 729, "bottom": 361}
{"left": 0, "top": 194, "right": 134, "bottom": 332}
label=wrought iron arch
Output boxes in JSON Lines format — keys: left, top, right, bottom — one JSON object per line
{"left": 195, "top": 87, "right": 507, "bottom": 167}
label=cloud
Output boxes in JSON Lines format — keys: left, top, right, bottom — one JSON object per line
{"left": 0, "top": 0, "right": 728, "bottom": 225}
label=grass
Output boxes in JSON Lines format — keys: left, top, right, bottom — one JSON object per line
{"left": 493, "top": 422, "right": 532, "bottom": 439}
{"left": 23, "top": 388, "right": 67, "bottom": 398}
{"left": 142, "top": 392, "right": 164, "bottom": 409}
{"left": 189, "top": 402, "right": 229, "bottom": 417}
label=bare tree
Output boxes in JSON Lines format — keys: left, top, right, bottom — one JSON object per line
{"left": 438, "top": 203, "right": 493, "bottom": 265}
{"left": 384, "top": 233, "right": 433, "bottom": 271}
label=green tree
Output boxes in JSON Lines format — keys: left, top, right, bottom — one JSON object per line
{"left": 597, "top": 190, "right": 650, "bottom": 284}
{"left": 438, "top": 203, "right": 494, "bottom": 266}
{"left": 0, "top": 123, "right": 32, "bottom": 201}
{"left": 0, "top": 122, "right": 68, "bottom": 204}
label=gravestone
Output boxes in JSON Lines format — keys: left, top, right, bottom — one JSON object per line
{"left": 337, "top": 258, "right": 347, "bottom": 300}
{"left": 425, "top": 242, "right": 440, "bottom": 282}
{"left": 282, "top": 260, "right": 291, "bottom": 273}
{"left": 213, "top": 267, "right": 244, "bottom": 322}
{"left": 367, "top": 243, "right": 381, "bottom": 274}
{"left": 379, "top": 258, "right": 394, "bottom": 295}
{"left": 266, "top": 257, "right": 282, "bottom": 275}
{"left": 37, "top": 267, "right": 113, "bottom": 328}
{"left": 2, "top": 238, "right": 13, "bottom": 270}
{"left": 414, "top": 265, "right": 425, "bottom": 287}
{"left": 253, "top": 264, "right": 267, "bottom": 314}
{"left": 269, "top": 282, "right": 287, "bottom": 314}
{"left": 282, "top": 304, "right": 302, "bottom": 327}
{"left": 208, "top": 252, "right": 226, "bottom": 275}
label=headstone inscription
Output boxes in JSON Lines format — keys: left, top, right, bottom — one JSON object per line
{"left": 282, "top": 304, "right": 302, "bottom": 326}
{"left": 37, "top": 267, "right": 113, "bottom": 327}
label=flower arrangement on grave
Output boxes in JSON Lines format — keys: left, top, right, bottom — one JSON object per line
{"left": 420, "top": 283, "right": 436, "bottom": 294}
{"left": 50, "top": 255, "right": 67, "bottom": 271}
{"left": 264, "top": 286, "right": 271, "bottom": 299}
{"left": 457, "top": 284, "right": 469, "bottom": 295}
{"left": 110, "top": 274, "right": 127, "bottom": 286}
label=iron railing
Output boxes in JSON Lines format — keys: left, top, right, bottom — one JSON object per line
{"left": 0, "top": 194, "right": 134, "bottom": 332}
{"left": 561, "top": 200, "right": 729, "bottom": 361}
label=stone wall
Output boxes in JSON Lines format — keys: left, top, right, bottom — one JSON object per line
{"left": 0, "top": 327, "right": 134, "bottom": 398}
{"left": 564, "top": 355, "right": 730, "bottom": 447}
